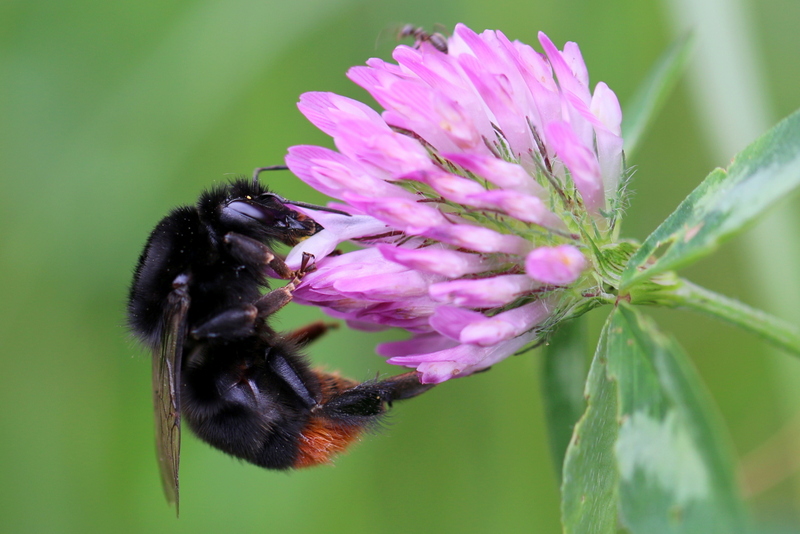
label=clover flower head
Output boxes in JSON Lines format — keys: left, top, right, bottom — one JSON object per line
{"left": 284, "top": 23, "right": 625, "bottom": 384}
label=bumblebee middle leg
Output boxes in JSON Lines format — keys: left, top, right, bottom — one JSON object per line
{"left": 284, "top": 321, "right": 339, "bottom": 347}
{"left": 190, "top": 305, "right": 258, "bottom": 339}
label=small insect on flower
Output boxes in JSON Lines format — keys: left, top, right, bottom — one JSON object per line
{"left": 398, "top": 24, "right": 449, "bottom": 53}
{"left": 127, "top": 167, "right": 433, "bottom": 513}
{"left": 284, "top": 23, "right": 626, "bottom": 384}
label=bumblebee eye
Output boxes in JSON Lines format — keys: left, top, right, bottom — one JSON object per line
{"left": 223, "top": 201, "right": 277, "bottom": 225}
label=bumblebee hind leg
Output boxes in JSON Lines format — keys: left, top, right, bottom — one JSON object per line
{"left": 315, "top": 371, "right": 434, "bottom": 420}
{"left": 291, "top": 371, "right": 434, "bottom": 469}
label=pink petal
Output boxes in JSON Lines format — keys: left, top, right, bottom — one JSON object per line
{"left": 443, "top": 153, "right": 542, "bottom": 195}
{"left": 377, "top": 333, "right": 460, "bottom": 357}
{"left": 365, "top": 57, "right": 411, "bottom": 78}
{"left": 463, "top": 189, "right": 562, "bottom": 227}
{"left": 405, "top": 169, "right": 486, "bottom": 203}
{"left": 508, "top": 41, "right": 563, "bottom": 142}
{"left": 537, "top": 33, "right": 592, "bottom": 107}
{"left": 350, "top": 298, "right": 438, "bottom": 332}
{"left": 429, "top": 275, "right": 536, "bottom": 307}
{"left": 343, "top": 193, "right": 450, "bottom": 234}
{"left": 285, "top": 212, "right": 388, "bottom": 269}
{"left": 377, "top": 244, "right": 497, "bottom": 277}
{"left": 591, "top": 82, "right": 622, "bottom": 136}
{"left": 591, "top": 82, "right": 624, "bottom": 195}
{"left": 428, "top": 305, "right": 487, "bottom": 340}
{"left": 333, "top": 120, "right": 434, "bottom": 178}
{"left": 545, "top": 121, "right": 603, "bottom": 212}
{"left": 333, "top": 270, "right": 432, "bottom": 301}
{"left": 458, "top": 53, "right": 535, "bottom": 158}
{"left": 298, "top": 92, "right": 386, "bottom": 137}
{"left": 423, "top": 224, "right": 531, "bottom": 255}
{"left": 562, "top": 41, "right": 590, "bottom": 89}
{"left": 348, "top": 70, "right": 482, "bottom": 152}
{"left": 392, "top": 43, "right": 497, "bottom": 148}
{"left": 459, "top": 299, "right": 553, "bottom": 346}
{"left": 525, "top": 245, "right": 586, "bottom": 285}
{"left": 388, "top": 330, "right": 539, "bottom": 383}
{"left": 286, "top": 145, "right": 413, "bottom": 201}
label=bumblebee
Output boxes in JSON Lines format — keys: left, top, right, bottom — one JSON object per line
{"left": 128, "top": 168, "right": 432, "bottom": 512}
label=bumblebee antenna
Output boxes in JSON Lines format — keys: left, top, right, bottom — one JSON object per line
{"left": 252, "top": 166, "right": 352, "bottom": 216}
{"left": 280, "top": 199, "right": 352, "bottom": 216}
{"left": 253, "top": 166, "right": 289, "bottom": 186}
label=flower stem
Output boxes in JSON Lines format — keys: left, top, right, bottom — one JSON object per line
{"left": 669, "top": 279, "right": 800, "bottom": 357}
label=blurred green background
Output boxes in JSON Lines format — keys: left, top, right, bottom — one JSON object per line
{"left": 2, "top": 0, "right": 799, "bottom": 532}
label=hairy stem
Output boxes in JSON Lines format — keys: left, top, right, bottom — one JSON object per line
{"left": 668, "top": 279, "right": 800, "bottom": 357}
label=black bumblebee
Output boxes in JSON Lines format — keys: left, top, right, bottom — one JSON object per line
{"left": 127, "top": 167, "right": 432, "bottom": 512}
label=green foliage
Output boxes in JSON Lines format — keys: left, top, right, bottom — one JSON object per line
{"left": 541, "top": 317, "right": 589, "bottom": 482}
{"left": 561, "top": 319, "right": 619, "bottom": 533}
{"left": 610, "top": 306, "right": 749, "bottom": 532}
{"left": 621, "top": 33, "right": 694, "bottom": 161}
{"left": 563, "top": 305, "right": 751, "bottom": 533}
{"left": 621, "top": 107, "right": 800, "bottom": 289}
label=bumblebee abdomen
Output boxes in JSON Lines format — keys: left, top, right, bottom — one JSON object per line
{"left": 292, "top": 372, "right": 367, "bottom": 468}
{"left": 293, "top": 417, "right": 365, "bottom": 468}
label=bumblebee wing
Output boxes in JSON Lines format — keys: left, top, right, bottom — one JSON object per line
{"left": 153, "top": 275, "right": 190, "bottom": 515}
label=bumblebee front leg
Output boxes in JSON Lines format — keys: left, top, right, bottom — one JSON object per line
{"left": 255, "top": 252, "right": 317, "bottom": 318}
{"left": 188, "top": 248, "right": 321, "bottom": 338}
{"left": 224, "top": 232, "right": 293, "bottom": 279}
